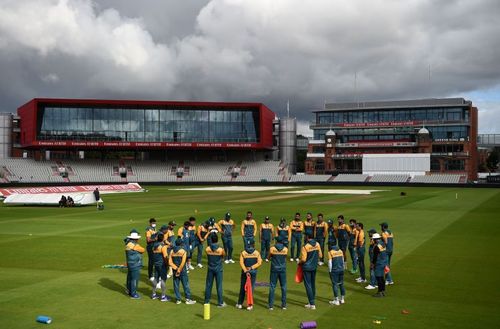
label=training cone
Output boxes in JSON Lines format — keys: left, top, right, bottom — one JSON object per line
{"left": 245, "top": 273, "right": 254, "bottom": 306}
{"left": 203, "top": 303, "right": 210, "bottom": 320}
{"left": 295, "top": 264, "right": 304, "bottom": 283}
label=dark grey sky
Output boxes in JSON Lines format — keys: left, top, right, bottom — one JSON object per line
{"left": 1, "top": 0, "right": 499, "bottom": 135}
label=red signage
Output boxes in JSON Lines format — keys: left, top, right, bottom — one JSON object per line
{"left": 336, "top": 121, "right": 419, "bottom": 128}
{"left": 28, "top": 141, "right": 259, "bottom": 149}
{"left": 0, "top": 183, "right": 143, "bottom": 196}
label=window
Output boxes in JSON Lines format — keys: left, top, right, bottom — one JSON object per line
{"left": 445, "top": 160, "right": 465, "bottom": 171}
{"left": 318, "top": 113, "right": 332, "bottom": 124}
{"left": 314, "top": 160, "right": 325, "bottom": 171}
{"left": 313, "top": 129, "right": 328, "bottom": 140}
{"left": 38, "top": 106, "right": 260, "bottom": 143}
{"left": 411, "top": 109, "right": 427, "bottom": 120}
{"left": 431, "top": 158, "right": 441, "bottom": 171}
{"left": 333, "top": 112, "right": 343, "bottom": 123}
{"left": 446, "top": 111, "right": 461, "bottom": 121}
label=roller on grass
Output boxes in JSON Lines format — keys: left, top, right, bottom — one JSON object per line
{"left": 36, "top": 316, "right": 52, "bottom": 324}
{"left": 244, "top": 272, "right": 254, "bottom": 307}
{"left": 300, "top": 321, "right": 317, "bottom": 329}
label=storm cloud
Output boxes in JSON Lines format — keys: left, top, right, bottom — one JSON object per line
{"left": 0, "top": 0, "right": 499, "bottom": 134}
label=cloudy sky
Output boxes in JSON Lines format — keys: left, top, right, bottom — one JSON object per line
{"left": 0, "top": 0, "right": 499, "bottom": 135}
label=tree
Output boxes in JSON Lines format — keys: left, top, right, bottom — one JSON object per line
{"left": 486, "top": 150, "right": 499, "bottom": 172}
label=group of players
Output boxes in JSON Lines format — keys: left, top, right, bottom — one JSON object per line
{"left": 124, "top": 211, "right": 394, "bottom": 310}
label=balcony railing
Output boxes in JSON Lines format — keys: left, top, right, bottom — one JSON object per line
{"left": 431, "top": 152, "right": 469, "bottom": 157}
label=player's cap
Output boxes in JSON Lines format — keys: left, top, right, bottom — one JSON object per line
{"left": 368, "top": 228, "right": 377, "bottom": 235}
{"left": 225, "top": 212, "right": 231, "bottom": 220}
{"left": 168, "top": 221, "right": 177, "bottom": 226}
{"left": 380, "top": 222, "right": 389, "bottom": 228}
{"left": 264, "top": 216, "right": 270, "bottom": 221}
{"left": 327, "top": 219, "right": 334, "bottom": 225}
{"left": 160, "top": 224, "right": 168, "bottom": 231}
{"left": 371, "top": 233, "right": 381, "bottom": 239}
{"left": 127, "top": 232, "right": 141, "bottom": 239}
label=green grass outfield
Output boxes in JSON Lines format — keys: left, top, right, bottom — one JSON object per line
{"left": 1, "top": 185, "right": 500, "bottom": 329}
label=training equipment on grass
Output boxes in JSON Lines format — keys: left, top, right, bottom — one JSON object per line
{"left": 36, "top": 316, "right": 52, "bottom": 324}
{"left": 295, "top": 264, "right": 303, "bottom": 283}
{"left": 101, "top": 264, "right": 127, "bottom": 269}
{"left": 204, "top": 303, "right": 210, "bottom": 320}
{"left": 255, "top": 281, "right": 270, "bottom": 287}
{"left": 245, "top": 273, "right": 254, "bottom": 306}
{"left": 300, "top": 321, "right": 317, "bottom": 329}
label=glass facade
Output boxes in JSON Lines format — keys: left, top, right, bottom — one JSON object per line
{"left": 316, "top": 107, "right": 469, "bottom": 124}
{"left": 38, "top": 106, "right": 260, "bottom": 143}
{"left": 313, "top": 107, "right": 470, "bottom": 141}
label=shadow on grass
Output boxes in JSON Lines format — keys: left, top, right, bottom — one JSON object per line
{"left": 99, "top": 277, "right": 126, "bottom": 295}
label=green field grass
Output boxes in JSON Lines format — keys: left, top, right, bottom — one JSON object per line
{"left": 1, "top": 185, "right": 500, "bottom": 329}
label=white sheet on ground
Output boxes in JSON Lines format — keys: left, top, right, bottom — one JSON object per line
{"left": 169, "top": 186, "right": 297, "bottom": 192}
{"left": 3, "top": 192, "right": 98, "bottom": 206}
{"left": 279, "top": 189, "right": 387, "bottom": 195}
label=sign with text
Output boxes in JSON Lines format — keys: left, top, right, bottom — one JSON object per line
{"left": 336, "top": 121, "right": 419, "bottom": 128}
{"left": 27, "top": 141, "right": 260, "bottom": 149}
{"left": 0, "top": 183, "right": 144, "bottom": 197}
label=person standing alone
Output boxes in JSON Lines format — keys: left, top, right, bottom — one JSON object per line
{"left": 93, "top": 188, "right": 101, "bottom": 209}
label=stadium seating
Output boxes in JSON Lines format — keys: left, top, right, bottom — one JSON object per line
{"left": 0, "top": 158, "right": 468, "bottom": 184}
{"left": 332, "top": 174, "right": 369, "bottom": 182}
{"left": 289, "top": 175, "right": 332, "bottom": 182}
{"left": 0, "top": 158, "right": 61, "bottom": 183}
{"left": 410, "top": 174, "right": 465, "bottom": 184}
{"left": 369, "top": 174, "right": 410, "bottom": 183}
